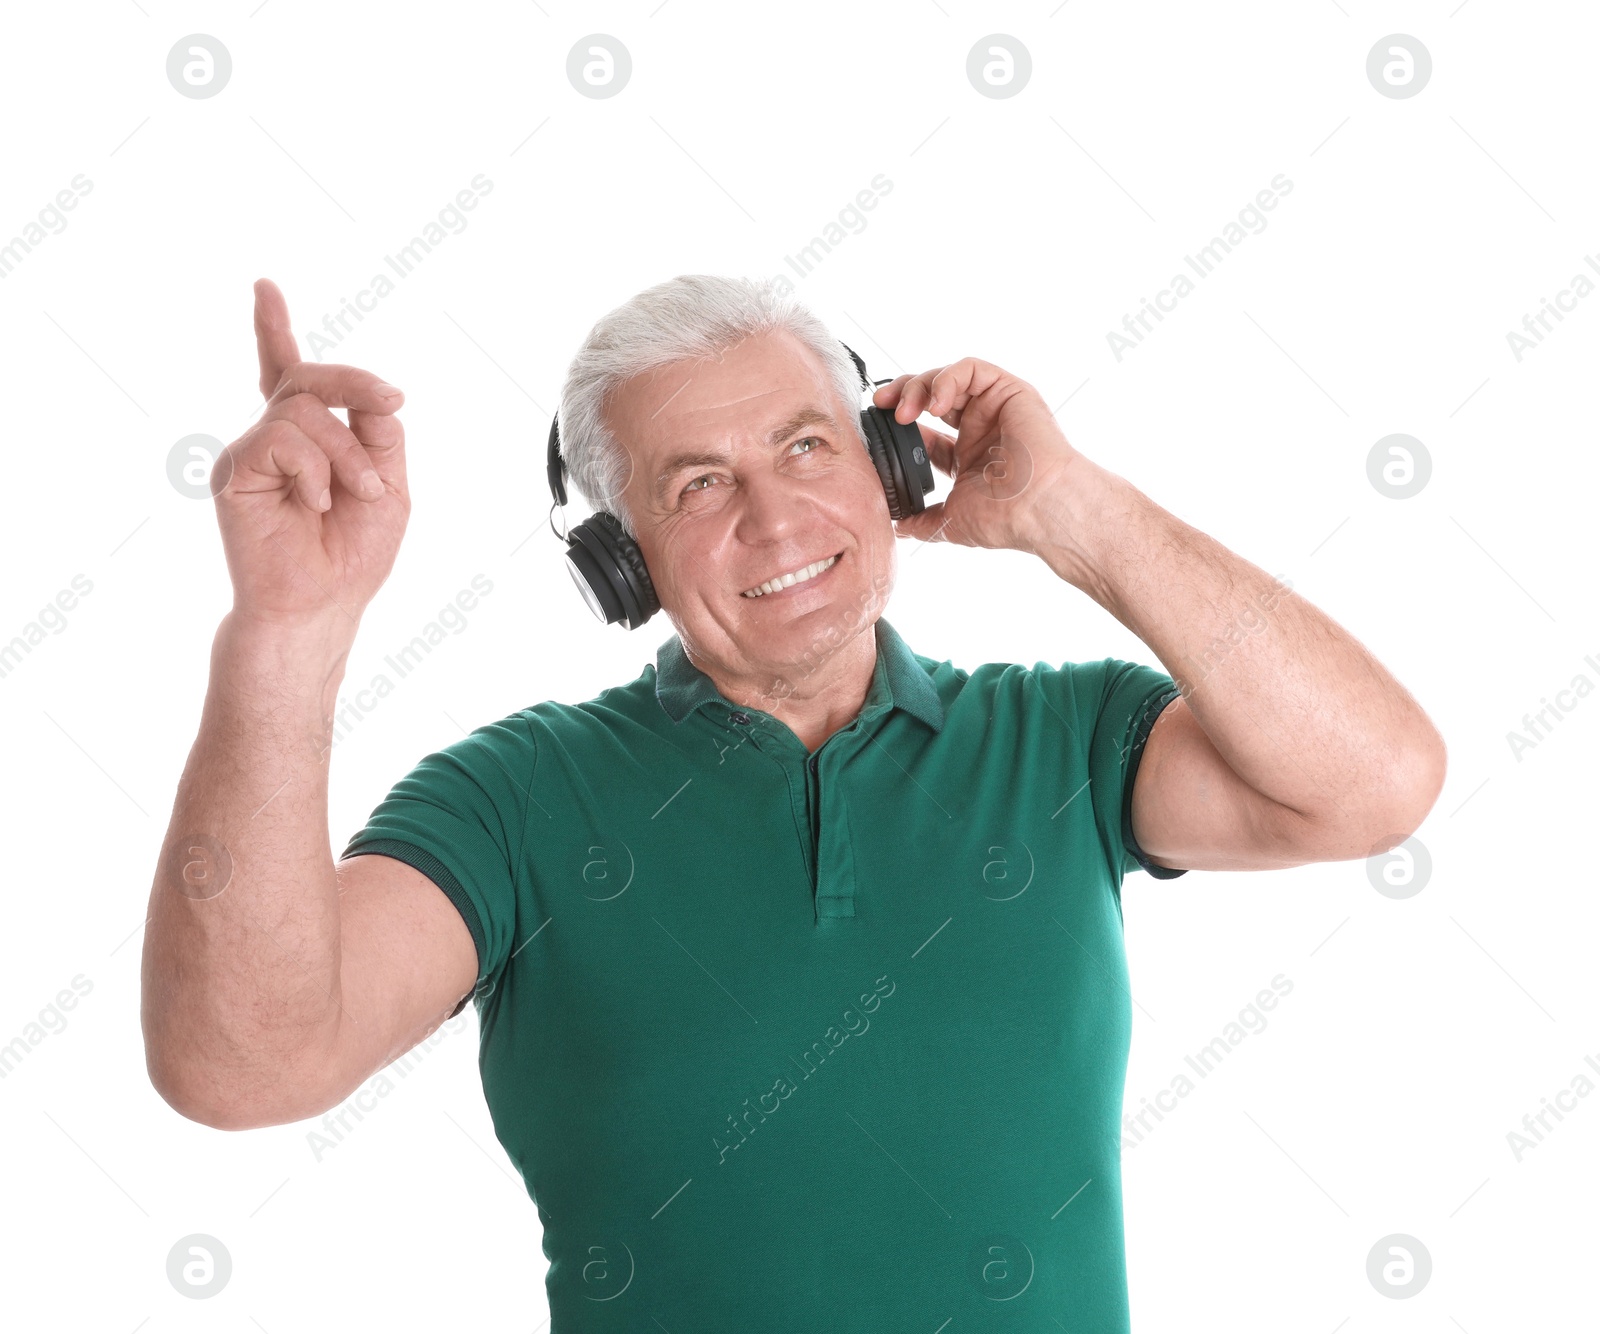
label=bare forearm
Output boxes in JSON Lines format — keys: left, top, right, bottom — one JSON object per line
{"left": 1025, "top": 455, "right": 1445, "bottom": 826}
{"left": 141, "top": 609, "right": 357, "bottom": 1123}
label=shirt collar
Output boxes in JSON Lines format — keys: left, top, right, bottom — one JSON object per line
{"left": 653, "top": 615, "right": 944, "bottom": 733}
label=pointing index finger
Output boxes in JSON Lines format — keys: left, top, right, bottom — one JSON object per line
{"left": 253, "top": 278, "right": 302, "bottom": 401}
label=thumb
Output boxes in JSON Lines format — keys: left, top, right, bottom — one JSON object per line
{"left": 893, "top": 502, "right": 950, "bottom": 544}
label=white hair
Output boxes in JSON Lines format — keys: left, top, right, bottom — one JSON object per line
{"left": 556, "top": 274, "right": 865, "bottom": 539}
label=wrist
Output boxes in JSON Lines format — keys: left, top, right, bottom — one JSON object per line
{"left": 1018, "top": 454, "right": 1134, "bottom": 601}
{"left": 215, "top": 608, "right": 361, "bottom": 702}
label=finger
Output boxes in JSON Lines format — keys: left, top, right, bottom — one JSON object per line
{"left": 892, "top": 500, "right": 952, "bottom": 544}
{"left": 893, "top": 367, "right": 949, "bottom": 424}
{"left": 253, "top": 279, "right": 302, "bottom": 401}
{"left": 230, "top": 418, "right": 334, "bottom": 513}
{"left": 909, "top": 359, "right": 1002, "bottom": 425}
{"left": 271, "top": 393, "right": 389, "bottom": 501}
{"left": 266, "top": 362, "right": 405, "bottom": 415}
{"left": 348, "top": 406, "right": 408, "bottom": 496}
{"left": 917, "top": 422, "right": 959, "bottom": 476}
{"left": 871, "top": 374, "right": 914, "bottom": 411}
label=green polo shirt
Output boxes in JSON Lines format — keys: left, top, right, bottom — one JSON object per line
{"left": 341, "top": 615, "right": 1185, "bottom": 1332}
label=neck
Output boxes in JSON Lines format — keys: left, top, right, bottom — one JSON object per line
{"left": 710, "top": 623, "right": 879, "bottom": 753}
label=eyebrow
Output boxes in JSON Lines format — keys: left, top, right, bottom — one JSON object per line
{"left": 651, "top": 406, "right": 838, "bottom": 504}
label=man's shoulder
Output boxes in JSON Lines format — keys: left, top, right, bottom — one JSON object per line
{"left": 906, "top": 644, "right": 1173, "bottom": 744}
{"left": 515, "top": 659, "right": 666, "bottom": 738}
{"left": 909, "top": 645, "right": 1130, "bottom": 702}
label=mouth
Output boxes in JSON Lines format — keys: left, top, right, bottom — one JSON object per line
{"left": 739, "top": 551, "right": 843, "bottom": 599}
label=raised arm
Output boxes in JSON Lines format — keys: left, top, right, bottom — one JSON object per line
{"left": 141, "top": 279, "right": 476, "bottom": 1130}
{"left": 874, "top": 358, "right": 1447, "bottom": 871}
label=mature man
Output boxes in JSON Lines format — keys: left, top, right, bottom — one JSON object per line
{"left": 143, "top": 274, "right": 1445, "bottom": 1332}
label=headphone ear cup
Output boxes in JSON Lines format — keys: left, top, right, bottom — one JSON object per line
{"left": 859, "top": 407, "right": 935, "bottom": 520}
{"left": 564, "top": 512, "right": 661, "bottom": 630}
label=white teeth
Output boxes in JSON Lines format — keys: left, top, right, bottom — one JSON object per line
{"left": 741, "top": 554, "right": 838, "bottom": 598}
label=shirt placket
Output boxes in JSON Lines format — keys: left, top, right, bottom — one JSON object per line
{"left": 735, "top": 709, "right": 869, "bottom": 926}
{"left": 810, "top": 742, "right": 860, "bottom": 923}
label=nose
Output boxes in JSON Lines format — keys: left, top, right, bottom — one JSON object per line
{"left": 732, "top": 467, "right": 804, "bottom": 546}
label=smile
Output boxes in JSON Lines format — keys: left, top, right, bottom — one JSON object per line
{"left": 740, "top": 553, "right": 841, "bottom": 599}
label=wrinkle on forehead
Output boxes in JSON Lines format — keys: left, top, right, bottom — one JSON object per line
{"left": 655, "top": 383, "right": 790, "bottom": 424}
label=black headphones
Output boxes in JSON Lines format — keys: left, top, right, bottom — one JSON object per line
{"left": 545, "top": 342, "right": 934, "bottom": 629}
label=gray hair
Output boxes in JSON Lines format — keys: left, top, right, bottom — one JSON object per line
{"left": 556, "top": 274, "right": 865, "bottom": 539}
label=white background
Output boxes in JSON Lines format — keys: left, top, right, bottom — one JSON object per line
{"left": 1, "top": 1, "right": 1595, "bottom": 1329}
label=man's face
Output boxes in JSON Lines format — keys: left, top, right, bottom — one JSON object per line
{"left": 609, "top": 329, "right": 896, "bottom": 691}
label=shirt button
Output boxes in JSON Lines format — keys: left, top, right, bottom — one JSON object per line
{"left": 729, "top": 711, "right": 751, "bottom": 725}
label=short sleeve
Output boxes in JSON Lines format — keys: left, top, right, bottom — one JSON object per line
{"left": 1092, "top": 661, "right": 1188, "bottom": 881}
{"left": 339, "top": 713, "right": 536, "bottom": 1010}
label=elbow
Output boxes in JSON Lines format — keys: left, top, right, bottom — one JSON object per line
{"left": 145, "top": 1046, "right": 302, "bottom": 1132}
{"left": 145, "top": 1053, "right": 245, "bottom": 1131}
{"left": 1354, "top": 725, "right": 1449, "bottom": 858}
{"left": 1293, "top": 725, "right": 1447, "bottom": 863}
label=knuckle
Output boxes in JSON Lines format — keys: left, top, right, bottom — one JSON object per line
{"left": 255, "top": 417, "right": 300, "bottom": 448}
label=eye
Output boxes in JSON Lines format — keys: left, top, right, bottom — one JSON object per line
{"left": 683, "top": 474, "right": 714, "bottom": 494}
{"left": 790, "top": 435, "right": 822, "bottom": 455}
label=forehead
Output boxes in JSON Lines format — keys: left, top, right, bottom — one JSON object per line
{"left": 607, "top": 329, "right": 842, "bottom": 453}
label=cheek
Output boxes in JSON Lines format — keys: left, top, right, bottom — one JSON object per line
{"left": 653, "top": 524, "right": 735, "bottom": 604}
